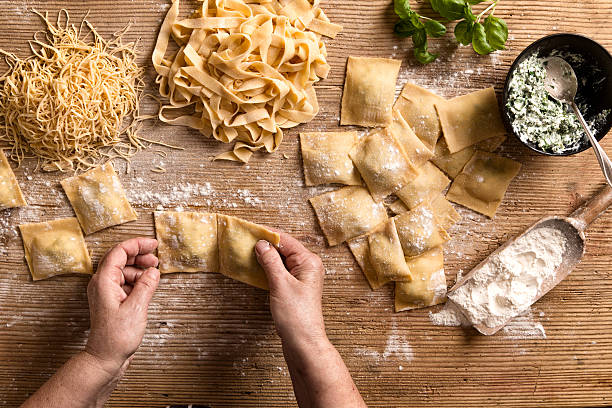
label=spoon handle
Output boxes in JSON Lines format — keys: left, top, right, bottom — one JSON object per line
{"left": 571, "top": 102, "right": 612, "bottom": 188}
{"left": 569, "top": 184, "right": 612, "bottom": 230}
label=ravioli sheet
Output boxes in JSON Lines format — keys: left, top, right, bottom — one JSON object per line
{"left": 435, "top": 87, "right": 506, "bottom": 153}
{"left": 388, "top": 109, "right": 434, "bottom": 170}
{"left": 396, "top": 161, "right": 450, "bottom": 210}
{"left": 393, "top": 203, "right": 450, "bottom": 257}
{"left": 431, "top": 135, "right": 507, "bottom": 179}
{"left": 155, "top": 211, "right": 218, "bottom": 273}
{"left": 348, "top": 234, "right": 390, "bottom": 290}
{"left": 0, "top": 150, "right": 27, "bottom": 209}
{"left": 394, "top": 83, "right": 445, "bottom": 151}
{"left": 368, "top": 219, "right": 412, "bottom": 282}
{"left": 395, "top": 246, "right": 446, "bottom": 312}
{"left": 19, "top": 218, "right": 93, "bottom": 281}
{"left": 310, "top": 186, "right": 388, "bottom": 246}
{"left": 152, "top": 0, "right": 340, "bottom": 162}
{"left": 217, "top": 215, "right": 280, "bottom": 290}
{"left": 349, "top": 129, "right": 419, "bottom": 202}
{"left": 340, "top": 57, "right": 402, "bottom": 127}
{"left": 446, "top": 151, "right": 522, "bottom": 218}
{"left": 300, "top": 131, "right": 361, "bottom": 186}
{"left": 61, "top": 162, "right": 137, "bottom": 235}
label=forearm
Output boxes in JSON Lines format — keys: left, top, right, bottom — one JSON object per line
{"left": 282, "top": 336, "right": 366, "bottom": 408}
{"left": 21, "top": 351, "right": 126, "bottom": 408}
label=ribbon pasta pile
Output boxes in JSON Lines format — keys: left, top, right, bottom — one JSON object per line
{"left": 152, "top": 0, "right": 341, "bottom": 162}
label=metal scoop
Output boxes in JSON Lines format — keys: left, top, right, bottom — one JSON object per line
{"left": 543, "top": 56, "right": 612, "bottom": 187}
{"left": 447, "top": 185, "right": 612, "bottom": 335}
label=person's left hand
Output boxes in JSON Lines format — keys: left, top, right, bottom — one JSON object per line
{"left": 85, "top": 237, "right": 161, "bottom": 375}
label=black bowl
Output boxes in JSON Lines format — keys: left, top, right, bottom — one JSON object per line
{"left": 501, "top": 34, "right": 612, "bottom": 156}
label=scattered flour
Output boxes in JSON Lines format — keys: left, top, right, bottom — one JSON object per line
{"left": 501, "top": 311, "right": 547, "bottom": 339}
{"left": 429, "top": 301, "right": 471, "bottom": 327}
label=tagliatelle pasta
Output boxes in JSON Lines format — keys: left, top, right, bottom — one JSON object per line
{"left": 152, "top": 0, "right": 340, "bottom": 163}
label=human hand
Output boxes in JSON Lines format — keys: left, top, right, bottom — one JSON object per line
{"left": 255, "top": 232, "right": 327, "bottom": 348}
{"left": 85, "top": 237, "right": 160, "bottom": 375}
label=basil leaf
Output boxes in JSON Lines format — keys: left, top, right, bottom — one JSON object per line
{"left": 471, "top": 22, "right": 493, "bottom": 54}
{"left": 394, "top": 0, "right": 412, "bottom": 20}
{"left": 484, "top": 14, "right": 508, "bottom": 50}
{"left": 394, "top": 20, "right": 418, "bottom": 37}
{"left": 462, "top": 4, "right": 476, "bottom": 22}
{"left": 412, "top": 28, "right": 427, "bottom": 47}
{"left": 414, "top": 47, "right": 438, "bottom": 64}
{"left": 454, "top": 20, "right": 473, "bottom": 45}
{"left": 409, "top": 11, "right": 425, "bottom": 28}
{"left": 424, "top": 19, "right": 446, "bottom": 37}
{"left": 467, "top": 0, "right": 486, "bottom": 4}
{"left": 430, "top": 0, "right": 466, "bottom": 21}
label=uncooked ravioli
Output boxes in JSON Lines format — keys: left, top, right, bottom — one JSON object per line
{"left": 0, "top": 150, "right": 27, "bottom": 209}
{"left": 300, "top": 131, "right": 361, "bottom": 186}
{"left": 395, "top": 246, "right": 446, "bottom": 312}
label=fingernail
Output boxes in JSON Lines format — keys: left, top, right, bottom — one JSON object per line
{"left": 255, "top": 240, "right": 271, "bottom": 256}
{"left": 148, "top": 267, "right": 160, "bottom": 280}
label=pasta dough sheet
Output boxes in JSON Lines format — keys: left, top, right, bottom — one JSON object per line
{"left": 396, "top": 161, "right": 450, "bottom": 210}
{"left": 309, "top": 186, "right": 388, "bottom": 246}
{"left": 435, "top": 87, "right": 506, "bottom": 153}
{"left": 394, "top": 83, "right": 445, "bottom": 151}
{"left": 155, "top": 211, "right": 218, "bottom": 273}
{"left": 340, "top": 57, "right": 402, "bottom": 127}
{"left": 395, "top": 246, "right": 446, "bottom": 312}
{"left": 61, "top": 162, "right": 137, "bottom": 235}
{"left": 368, "top": 219, "right": 412, "bottom": 282}
{"left": 348, "top": 234, "right": 390, "bottom": 290}
{"left": 217, "top": 215, "right": 280, "bottom": 290}
{"left": 394, "top": 203, "right": 450, "bottom": 257}
{"left": 431, "top": 135, "right": 507, "bottom": 179}
{"left": 0, "top": 150, "right": 27, "bottom": 209}
{"left": 430, "top": 195, "right": 461, "bottom": 230}
{"left": 446, "top": 151, "right": 522, "bottom": 218}
{"left": 19, "top": 218, "right": 93, "bottom": 281}
{"left": 349, "top": 129, "right": 419, "bottom": 202}
{"left": 388, "top": 109, "right": 434, "bottom": 170}
{"left": 300, "top": 131, "right": 361, "bottom": 186}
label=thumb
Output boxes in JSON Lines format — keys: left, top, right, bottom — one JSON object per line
{"left": 124, "top": 267, "right": 160, "bottom": 312}
{"left": 255, "top": 240, "right": 289, "bottom": 291}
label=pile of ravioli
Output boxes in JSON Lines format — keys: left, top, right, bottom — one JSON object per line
{"left": 2, "top": 157, "right": 278, "bottom": 288}
{"left": 303, "top": 56, "right": 522, "bottom": 312}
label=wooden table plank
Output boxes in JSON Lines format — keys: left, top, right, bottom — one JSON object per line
{"left": 2, "top": 0, "right": 612, "bottom": 407}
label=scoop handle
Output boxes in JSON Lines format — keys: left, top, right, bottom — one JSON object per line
{"left": 569, "top": 184, "right": 612, "bottom": 230}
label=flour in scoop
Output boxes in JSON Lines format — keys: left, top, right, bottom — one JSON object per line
{"left": 448, "top": 227, "right": 567, "bottom": 328}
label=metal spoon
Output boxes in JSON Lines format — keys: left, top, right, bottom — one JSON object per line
{"left": 543, "top": 56, "right": 612, "bottom": 187}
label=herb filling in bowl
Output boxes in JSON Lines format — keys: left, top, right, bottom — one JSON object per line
{"left": 506, "top": 54, "right": 610, "bottom": 153}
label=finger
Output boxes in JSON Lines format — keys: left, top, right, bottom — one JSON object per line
{"left": 123, "top": 267, "right": 160, "bottom": 312}
{"left": 97, "top": 238, "right": 158, "bottom": 281}
{"left": 134, "top": 253, "right": 159, "bottom": 269}
{"left": 122, "top": 284, "right": 133, "bottom": 296}
{"left": 123, "top": 266, "right": 146, "bottom": 284}
{"left": 255, "top": 240, "right": 294, "bottom": 291}
{"left": 276, "top": 233, "right": 320, "bottom": 272}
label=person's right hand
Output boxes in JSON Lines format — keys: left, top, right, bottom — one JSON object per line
{"left": 255, "top": 232, "right": 327, "bottom": 347}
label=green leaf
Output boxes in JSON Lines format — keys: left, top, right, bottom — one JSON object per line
{"left": 394, "top": 20, "right": 418, "bottom": 37}
{"left": 430, "top": 0, "right": 467, "bottom": 21}
{"left": 471, "top": 22, "right": 494, "bottom": 54}
{"left": 412, "top": 28, "right": 427, "bottom": 47}
{"left": 409, "top": 10, "right": 425, "bottom": 28}
{"left": 454, "top": 20, "right": 473, "bottom": 45}
{"left": 467, "top": 0, "right": 486, "bottom": 4}
{"left": 394, "top": 0, "right": 412, "bottom": 20}
{"left": 484, "top": 14, "right": 508, "bottom": 50}
{"left": 462, "top": 4, "right": 476, "bottom": 22}
{"left": 424, "top": 19, "right": 447, "bottom": 37}
{"left": 414, "top": 46, "right": 438, "bottom": 64}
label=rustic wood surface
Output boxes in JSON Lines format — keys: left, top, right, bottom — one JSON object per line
{"left": 1, "top": 0, "right": 612, "bottom": 407}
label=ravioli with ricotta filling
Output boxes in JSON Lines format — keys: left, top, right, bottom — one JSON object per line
{"left": 300, "top": 131, "right": 361, "bottom": 186}
{"left": 340, "top": 57, "right": 401, "bottom": 127}
{"left": 387, "top": 110, "right": 434, "bottom": 170}
{"left": 368, "top": 218, "right": 412, "bottom": 282}
{"left": 309, "top": 186, "right": 388, "bottom": 246}
{"left": 446, "top": 150, "right": 521, "bottom": 218}
{"left": 431, "top": 135, "right": 507, "bottom": 179}
{"left": 348, "top": 234, "right": 390, "bottom": 290}
{"left": 61, "top": 162, "right": 138, "bottom": 235}
{"left": 393, "top": 203, "right": 450, "bottom": 257}
{"left": 0, "top": 150, "right": 27, "bottom": 209}
{"left": 395, "top": 246, "right": 446, "bottom": 312}
{"left": 217, "top": 215, "right": 280, "bottom": 290}
{"left": 155, "top": 211, "right": 218, "bottom": 273}
{"left": 429, "top": 195, "right": 461, "bottom": 230}
{"left": 19, "top": 218, "right": 93, "bottom": 281}
{"left": 396, "top": 161, "right": 450, "bottom": 210}
{"left": 349, "top": 129, "right": 419, "bottom": 202}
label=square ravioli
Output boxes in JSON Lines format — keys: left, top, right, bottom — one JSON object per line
{"left": 394, "top": 82, "right": 445, "bottom": 151}
{"left": 430, "top": 195, "right": 461, "bottom": 230}
{"left": 19, "top": 218, "right": 93, "bottom": 281}
{"left": 61, "top": 162, "right": 138, "bottom": 235}
{"left": 154, "top": 211, "right": 218, "bottom": 273}
{"left": 435, "top": 87, "right": 506, "bottom": 153}
{"left": 395, "top": 246, "right": 446, "bottom": 312}
{"left": 388, "top": 110, "right": 434, "bottom": 170}
{"left": 368, "top": 218, "right": 412, "bottom": 282}
{"left": 446, "top": 150, "right": 522, "bottom": 218}
{"left": 396, "top": 161, "right": 450, "bottom": 210}
{"left": 309, "top": 186, "right": 388, "bottom": 246}
{"left": 217, "top": 215, "right": 280, "bottom": 290}
{"left": 340, "top": 56, "right": 402, "bottom": 127}
{"left": 431, "top": 135, "right": 507, "bottom": 179}
{"left": 348, "top": 234, "right": 390, "bottom": 290}
{"left": 349, "top": 129, "right": 419, "bottom": 201}
{"left": 0, "top": 150, "right": 27, "bottom": 209}
{"left": 393, "top": 203, "right": 450, "bottom": 257}
{"left": 300, "top": 131, "right": 361, "bottom": 186}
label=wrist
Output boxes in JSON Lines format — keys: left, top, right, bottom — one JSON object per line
{"left": 81, "top": 350, "right": 129, "bottom": 380}
{"left": 281, "top": 330, "right": 331, "bottom": 355}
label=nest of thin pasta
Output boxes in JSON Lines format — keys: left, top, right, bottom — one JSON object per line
{"left": 0, "top": 10, "right": 145, "bottom": 172}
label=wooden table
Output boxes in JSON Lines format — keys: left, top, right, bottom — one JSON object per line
{"left": 1, "top": 1, "right": 612, "bottom": 406}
